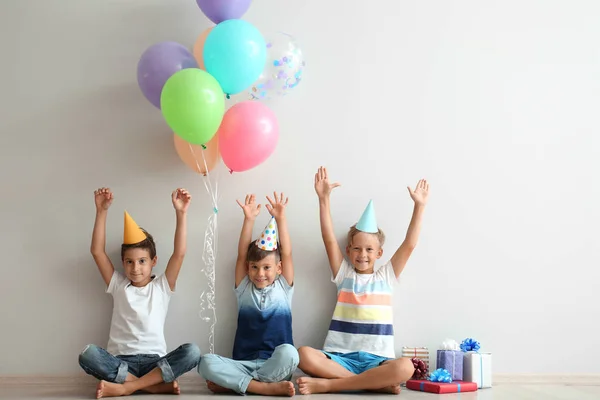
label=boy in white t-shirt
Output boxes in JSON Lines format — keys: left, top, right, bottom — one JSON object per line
{"left": 78, "top": 187, "right": 200, "bottom": 398}
{"left": 296, "top": 167, "right": 429, "bottom": 395}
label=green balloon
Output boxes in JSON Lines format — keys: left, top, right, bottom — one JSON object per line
{"left": 160, "top": 68, "right": 225, "bottom": 145}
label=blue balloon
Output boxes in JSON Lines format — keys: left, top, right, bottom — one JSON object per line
{"left": 203, "top": 19, "right": 266, "bottom": 95}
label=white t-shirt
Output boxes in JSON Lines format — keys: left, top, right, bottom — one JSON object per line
{"left": 322, "top": 259, "right": 399, "bottom": 358}
{"left": 106, "top": 271, "right": 174, "bottom": 356}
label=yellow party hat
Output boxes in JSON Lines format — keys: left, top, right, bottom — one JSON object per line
{"left": 123, "top": 211, "right": 147, "bottom": 244}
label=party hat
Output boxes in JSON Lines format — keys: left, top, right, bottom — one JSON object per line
{"left": 123, "top": 211, "right": 147, "bottom": 244}
{"left": 256, "top": 217, "right": 278, "bottom": 250}
{"left": 356, "top": 200, "right": 378, "bottom": 233}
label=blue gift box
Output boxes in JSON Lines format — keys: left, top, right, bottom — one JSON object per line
{"left": 436, "top": 350, "right": 463, "bottom": 380}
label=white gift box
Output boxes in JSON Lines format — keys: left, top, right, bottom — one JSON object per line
{"left": 463, "top": 352, "right": 492, "bottom": 388}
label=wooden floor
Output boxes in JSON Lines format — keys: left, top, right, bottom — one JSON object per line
{"left": 3, "top": 382, "right": 600, "bottom": 400}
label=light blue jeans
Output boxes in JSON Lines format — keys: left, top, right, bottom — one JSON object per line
{"left": 198, "top": 344, "right": 299, "bottom": 394}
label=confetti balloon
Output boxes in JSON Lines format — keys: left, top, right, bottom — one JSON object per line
{"left": 228, "top": 31, "right": 305, "bottom": 104}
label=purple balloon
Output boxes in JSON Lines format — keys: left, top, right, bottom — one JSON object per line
{"left": 137, "top": 42, "right": 198, "bottom": 109}
{"left": 196, "top": 0, "right": 252, "bottom": 24}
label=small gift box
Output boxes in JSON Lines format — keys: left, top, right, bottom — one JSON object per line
{"left": 463, "top": 352, "right": 492, "bottom": 388}
{"left": 406, "top": 380, "right": 478, "bottom": 394}
{"left": 401, "top": 347, "right": 429, "bottom": 370}
{"left": 436, "top": 339, "right": 463, "bottom": 380}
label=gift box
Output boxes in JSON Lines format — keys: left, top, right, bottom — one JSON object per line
{"left": 436, "top": 350, "right": 463, "bottom": 380}
{"left": 401, "top": 347, "right": 429, "bottom": 370}
{"left": 463, "top": 352, "right": 492, "bottom": 388}
{"left": 406, "top": 380, "right": 478, "bottom": 394}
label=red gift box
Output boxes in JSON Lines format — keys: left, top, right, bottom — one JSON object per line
{"left": 406, "top": 380, "right": 478, "bottom": 394}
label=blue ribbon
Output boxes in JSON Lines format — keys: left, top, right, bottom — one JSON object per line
{"left": 420, "top": 382, "right": 425, "bottom": 391}
{"left": 460, "top": 338, "right": 481, "bottom": 352}
{"left": 457, "top": 383, "right": 461, "bottom": 392}
{"left": 429, "top": 368, "right": 452, "bottom": 383}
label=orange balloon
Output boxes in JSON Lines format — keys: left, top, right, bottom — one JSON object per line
{"left": 192, "top": 27, "right": 213, "bottom": 70}
{"left": 174, "top": 133, "right": 220, "bottom": 175}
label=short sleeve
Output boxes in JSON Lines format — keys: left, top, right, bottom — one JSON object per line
{"left": 332, "top": 258, "right": 352, "bottom": 286}
{"left": 275, "top": 275, "right": 293, "bottom": 299}
{"left": 378, "top": 261, "right": 400, "bottom": 286}
{"left": 106, "top": 270, "right": 127, "bottom": 295}
{"left": 153, "top": 274, "right": 175, "bottom": 296}
{"left": 234, "top": 275, "right": 251, "bottom": 300}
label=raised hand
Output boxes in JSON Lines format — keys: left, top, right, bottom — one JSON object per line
{"left": 266, "top": 191, "right": 289, "bottom": 219}
{"left": 408, "top": 179, "right": 430, "bottom": 206}
{"left": 172, "top": 188, "right": 192, "bottom": 212}
{"left": 94, "top": 187, "right": 114, "bottom": 211}
{"left": 236, "top": 194, "right": 261, "bottom": 220}
{"left": 314, "top": 166, "right": 341, "bottom": 199}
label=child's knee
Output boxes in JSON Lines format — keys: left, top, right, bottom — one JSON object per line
{"left": 197, "top": 353, "right": 219, "bottom": 377}
{"left": 274, "top": 344, "right": 299, "bottom": 365}
{"left": 394, "top": 357, "right": 415, "bottom": 382}
{"left": 180, "top": 343, "right": 201, "bottom": 363}
{"left": 78, "top": 344, "right": 101, "bottom": 367}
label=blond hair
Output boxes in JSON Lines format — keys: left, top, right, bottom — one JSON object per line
{"left": 347, "top": 224, "right": 385, "bottom": 247}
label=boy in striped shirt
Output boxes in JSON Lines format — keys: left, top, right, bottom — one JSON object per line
{"left": 297, "top": 167, "right": 429, "bottom": 395}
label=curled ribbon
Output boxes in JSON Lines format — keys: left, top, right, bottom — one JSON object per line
{"left": 460, "top": 337, "right": 481, "bottom": 352}
{"left": 429, "top": 368, "right": 452, "bottom": 383}
{"left": 440, "top": 339, "right": 460, "bottom": 351}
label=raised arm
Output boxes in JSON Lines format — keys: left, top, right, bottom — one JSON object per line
{"left": 314, "top": 167, "right": 344, "bottom": 277}
{"left": 390, "top": 179, "right": 429, "bottom": 278}
{"left": 266, "top": 192, "right": 293, "bottom": 285}
{"left": 91, "top": 188, "right": 115, "bottom": 286}
{"left": 165, "top": 188, "right": 191, "bottom": 291}
{"left": 235, "top": 194, "right": 261, "bottom": 287}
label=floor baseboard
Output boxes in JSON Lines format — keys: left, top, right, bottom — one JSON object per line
{"left": 2, "top": 373, "right": 600, "bottom": 387}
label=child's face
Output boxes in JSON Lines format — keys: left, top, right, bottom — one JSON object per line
{"left": 346, "top": 232, "right": 383, "bottom": 274}
{"left": 247, "top": 254, "right": 282, "bottom": 289}
{"left": 122, "top": 248, "right": 157, "bottom": 287}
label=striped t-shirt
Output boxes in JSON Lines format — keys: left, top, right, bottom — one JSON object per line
{"left": 322, "top": 259, "right": 398, "bottom": 358}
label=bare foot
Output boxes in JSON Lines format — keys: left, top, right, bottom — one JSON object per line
{"left": 296, "top": 377, "right": 331, "bottom": 395}
{"left": 207, "top": 380, "right": 234, "bottom": 393}
{"left": 369, "top": 384, "right": 402, "bottom": 394}
{"left": 248, "top": 381, "right": 295, "bottom": 396}
{"left": 96, "top": 380, "right": 127, "bottom": 398}
{"left": 144, "top": 381, "right": 181, "bottom": 394}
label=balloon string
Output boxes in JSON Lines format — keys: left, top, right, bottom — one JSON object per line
{"left": 188, "top": 142, "right": 219, "bottom": 355}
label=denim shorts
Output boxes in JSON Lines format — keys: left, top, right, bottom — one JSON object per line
{"left": 322, "top": 350, "right": 391, "bottom": 374}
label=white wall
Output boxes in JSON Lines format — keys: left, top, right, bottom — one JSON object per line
{"left": 1, "top": 0, "right": 599, "bottom": 376}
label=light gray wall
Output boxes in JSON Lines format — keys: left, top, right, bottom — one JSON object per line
{"left": 1, "top": 0, "right": 598, "bottom": 375}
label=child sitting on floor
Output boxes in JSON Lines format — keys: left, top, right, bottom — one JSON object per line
{"left": 79, "top": 187, "right": 200, "bottom": 398}
{"left": 296, "top": 167, "right": 429, "bottom": 395}
{"left": 198, "top": 192, "right": 298, "bottom": 397}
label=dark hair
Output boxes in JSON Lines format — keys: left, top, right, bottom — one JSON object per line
{"left": 246, "top": 241, "right": 281, "bottom": 263}
{"left": 121, "top": 228, "right": 156, "bottom": 260}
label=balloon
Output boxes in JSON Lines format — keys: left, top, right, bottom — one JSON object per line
{"left": 229, "top": 32, "right": 305, "bottom": 103}
{"left": 218, "top": 101, "right": 278, "bottom": 172}
{"left": 137, "top": 42, "right": 198, "bottom": 109}
{"left": 203, "top": 19, "right": 266, "bottom": 95}
{"left": 173, "top": 132, "right": 220, "bottom": 175}
{"left": 160, "top": 68, "right": 225, "bottom": 145}
{"left": 196, "top": 0, "right": 252, "bottom": 24}
{"left": 192, "top": 27, "right": 213, "bottom": 70}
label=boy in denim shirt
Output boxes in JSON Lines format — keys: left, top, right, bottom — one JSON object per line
{"left": 199, "top": 192, "right": 298, "bottom": 396}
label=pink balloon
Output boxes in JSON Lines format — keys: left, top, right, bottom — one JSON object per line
{"left": 218, "top": 101, "right": 279, "bottom": 172}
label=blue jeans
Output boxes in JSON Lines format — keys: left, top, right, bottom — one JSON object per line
{"left": 198, "top": 344, "right": 299, "bottom": 394}
{"left": 79, "top": 343, "right": 201, "bottom": 383}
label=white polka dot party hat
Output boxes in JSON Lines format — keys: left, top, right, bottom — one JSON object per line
{"left": 255, "top": 217, "right": 278, "bottom": 250}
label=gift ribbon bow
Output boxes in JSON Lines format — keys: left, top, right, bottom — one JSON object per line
{"left": 440, "top": 339, "right": 460, "bottom": 351}
{"left": 429, "top": 368, "right": 452, "bottom": 383}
